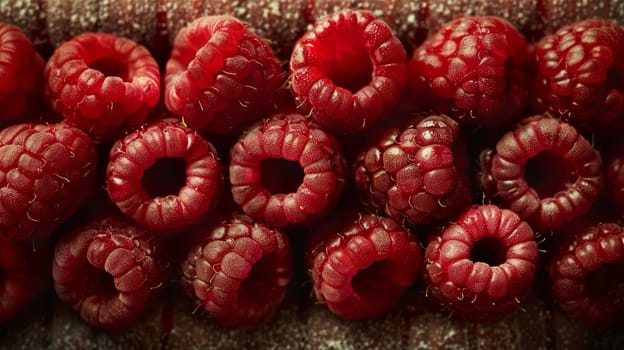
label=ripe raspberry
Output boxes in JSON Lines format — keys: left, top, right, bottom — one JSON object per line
{"left": 488, "top": 115, "right": 604, "bottom": 231}
{"left": 53, "top": 214, "right": 168, "bottom": 331}
{"left": 307, "top": 212, "right": 422, "bottom": 320}
{"left": 408, "top": 16, "right": 531, "bottom": 127}
{"left": 533, "top": 20, "right": 624, "bottom": 131}
{"left": 106, "top": 119, "right": 223, "bottom": 233}
{"left": 549, "top": 222, "right": 624, "bottom": 328}
{"left": 165, "top": 15, "right": 285, "bottom": 136}
{"left": 180, "top": 214, "right": 293, "bottom": 328}
{"left": 424, "top": 205, "right": 539, "bottom": 321}
{"left": 0, "top": 122, "right": 97, "bottom": 240}
{"left": 289, "top": 9, "right": 408, "bottom": 134}
{"left": 45, "top": 32, "right": 161, "bottom": 140}
{"left": 0, "top": 237, "right": 49, "bottom": 324}
{"left": 353, "top": 114, "right": 472, "bottom": 225}
{"left": 229, "top": 113, "right": 347, "bottom": 227}
{"left": 0, "top": 24, "right": 45, "bottom": 125}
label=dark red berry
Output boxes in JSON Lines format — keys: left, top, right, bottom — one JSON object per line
{"left": 533, "top": 20, "right": 624, "bottom": 131}
{"left": 181, "top": 214, "right": 293, "bottom": 328}
{"left": 106, "top": 119, "right": 223, "bottom": 233}
{"left": 424, "top": 205, "right": 539, "bottom": 321}
{"left": 289, "top": 9, "right": 407, "bottom": 134}
{"left": 52, "top": 214, "right": 169, "bottom": 332}
{"left": 45, "top": 32, "right": 161, "bottom": 140}
{"left": 353, "top": 114, "right": 472, "bottom": 225}
{"left": 408, "top": 16, "right": 532, "bottom": 127}
{"left": 549, "top": 222, "right": 624, "bottom": 328}
{"left": 165, "top": 15, "right": 285, "bottom": 136}
{"left": 307, "top": 212, "right": 422, "bottom": 320}
{"left": 229, "top": 113, "right": 347, "bottom": 227}
{"left": 0, "top": 122, "right": 97, "bottom": 240}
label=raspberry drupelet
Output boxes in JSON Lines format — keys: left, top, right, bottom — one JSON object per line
{"left": 408, "top": 16, "right": 532, "bottom": 127}
{"left": 0, "top": 24, "right": 45, "bottom": 125}
{"left": 165, "top": 15, "right": 285, "bottom": 136}
{"left": 307, "top": 212, "right": 422, "bottom": 320}
{"left": 549, "top": 222, "right": 624, "bottom": 328}
{"left": 289, "top": 9, "right": 408, "bottom": 134}
{"left": 424, "top": 205, "right": 539, "bottom": 321}
{"left": 0, "top": 122, "right": 97, "bottom": 240}
{"left": 533, "top": 20, "right": 624, "bottom": 131}
{"left": 485, "top": 115, "right": 604, "bottom": 231}
{"left": 353, "top": 114, "right": 472, "bottom": 225}
{"left": 181, "top": 214, "right": 293, "bottom": 328}
{"left": 106, "top": 119, "right": 223, "bottom": 233}
{"left": 52, "top": 214, "right": 169, "bottom": 332}
{"left": 44, "top": 32, "right": 161, "bottom": 140}
{"left": 229, "top": 113, "right": 347, "bottom": 227}
{"left": 0, "top": 236, "right": 50, "bottom": 324}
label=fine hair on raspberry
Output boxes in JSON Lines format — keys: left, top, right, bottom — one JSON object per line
{"left": 44, "top": 32, "right": 161, "bottom": 140}
{"left": 289, "top": 9, "right": 408, "bottom": 134}
{"left": 229, "top": 112, "right": 347, "bottom": 227}
{"left": 487, "top": 115, "right": 604, "bottom": 231}
{"left": 52, "top": 214, "right": 169, "bottom": 332}
{"left": 180, "top": 214, "right": 293, "bottom": 327}
{"left": 165, "top": 15, "right": 285, "bottom": 135}
{"left": 106, "top": 119, "right": 223, "bottom": 233}
{"left": 424, "top": 205, "right": 539, "bottom": 321}
{"left": 307, "top": 212, "right": 422, "bottom": 320}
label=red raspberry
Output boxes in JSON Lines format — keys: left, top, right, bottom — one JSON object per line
{"left": 229, "top": 113, "right": 347, "bottom": 227}
{"left": 487, "top": 115, "right": 604, "bottom": 231}
{"left": 106, "top": 119, "right": 223, "bottom": 233}
{"left": 289, "top": 9, "right": 407, "bottom": 134}
{"left": 424, "top": 205, "right": 539, "bottom": 321}
{"left": 52, "top": 214, "right": 169, "bottom": 332}
{"left": 180, "top": 214, "right": 293, "bottom": 328}
{"left": 0, "top": 24, "right": 45, "bottom": 125}
{"left": 533, "top": 20, "right": 624, "bottom": 131}
{"left": 45, "top": 32, "right": 161, "bottom": 140}
{"left": 164, "top": 15, "right": 285, "bottom": 136}
{"left": 353, "top": 114, "right": 472, "bottom": 225}
{"left": 408, "top": 16, "right": 531, "bottom": 127}
{"left": 0, "top": 123, "right": 97, "bottom": 240}
{"left": 307, "top": 212, "right": 422, "bottom": 320}
{"left": 549, "top": 222, "right": 624, "bottom": 328}
{"left": 0, "top": 237, "right": 49, "bottom": 324}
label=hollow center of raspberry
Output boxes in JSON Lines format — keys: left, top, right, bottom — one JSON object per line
{"left": 319, "top": 44, "right": 373, "bottom": 93}
{"left": 237, "top": 255, "right": 279, "bottom": 308}
{"left": 260, "top": 159, "right": 304, "bottom": 195}
{"left": 524, "top": 151, "right": 576, "bottom": 198}
{"left": 351, "top": 260, "right": 393, "bottom": 299}
{"left": 142, "top": 158, "right": 187, "bottom": 198}
{"left": 586, "top": 262, "right": 624, "bottom": 301}
{"left": 85, "top": 266, "right": 118, "bottom": 297}
{"left": 89, "top": 57, "right": 129, "bottom": 81}
{"left": 470, "top": 238, "right": 507, "bottom": 266}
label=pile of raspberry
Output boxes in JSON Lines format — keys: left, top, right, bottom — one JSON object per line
{"left": 2, "top": 10, "right": 624, "bottom": 331}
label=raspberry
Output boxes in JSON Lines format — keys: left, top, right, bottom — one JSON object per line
{"left": 353, "top": 114, "right": 472, "bottom": 225}
{"left": 106, "top": 119, "right": 223, "bottom": 233}
{"left": 533, "top": 20, "right": 624, "bottom": 131}
{"left": 52, "top": 214, "right": 169, "bottom": 332}
{"left": 487, "top": 115, "right": 604, "bottom": 231}
{"left": 289, "top": 9, "right": 407, "bottom": 134}
{"left": 44, "top": 32, "right": 161, "bottom": 140}
{"left": 424, "top": 205, "right": 539, "bottom": 321}
{"left": 549, "top": 222, "right": 624, "bottom": 328}
{"left": 606, "top": 146, "right": 624, "bottom": 213}
{"left": 164, "top": 15, "right": 285, "bottom": 136}
{"left": 407, "top": 16, "right": 531, "bottom": 127}
{"left": 0, "top": 237, "right": 49, "bottom": 324}
{"left": 229, "top": 113, "right": 347, "bottom": 227}
{"left": 180, "top": 214, "right": 293, "bottom": 328}
{"left": 0, "top": 24, "right": 45, "bottom": 125}
{"left": 0, "top": 122, "right": 97, "bottom": 240}
{"left": 307, "top": 212, "right": 422, "bottom": 320}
